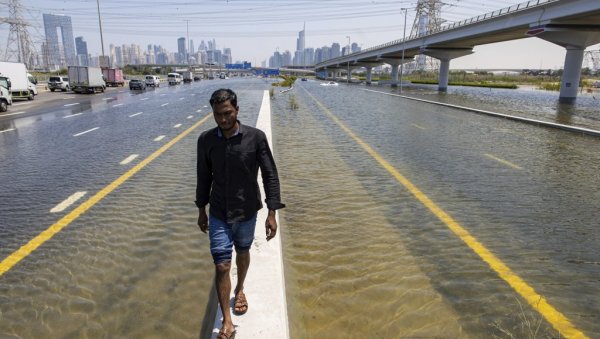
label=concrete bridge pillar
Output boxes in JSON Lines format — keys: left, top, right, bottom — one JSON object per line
{"left": 366, "top": 67, "right": 373, "bottom": 84}
{"left": 421, "top": 48, "right": 473, "bottom": 92}
{"left": 381, "top": 58, "right": 413, "bottom": 87}
{"left": 528, "top": 25, "right": 600, "bottom": 103}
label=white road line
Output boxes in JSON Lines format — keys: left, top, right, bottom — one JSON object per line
{"left": 0, "top": 111, "right": 27, "bottom": 116}
{"left": 129, "top": 112, "right": 143, "bottom": 117}
{"left": 50, "top": 191, "right": 87, "bottom": 213}
{"left": 483, "top": 153, "right": 523, "bottom": 170}
{"left": 196, "top": 109, "right": 202, "bottom": 112}
{"left": 140, "top": 98, "right": 149, "bottom": 101}
{"left": 179, "top": 97, "right": 185, "bottom": 100}
{"left": 154, "top": 135, "right": 165, "bottom": 141}
{"left": 203, "top": 105, "right": 208, "bottom": 108}
{"left": 102, "top": 97, "right": 115, "bottom": 101}
{"left": 64, "top": 103, "right": 80, "bottom": 107}
{"left": 0, "top": 128, "right": 15, "bottom": 134}
{"left": 187, "top": 115, "right": 193, "bottom": 119}
{"left": 191, "top": 93, "right": 196, "bottom": 96}
{"left": 112, "top": 103, "right": 124, "bottom": 107}
{"left": 161, "top": 103, "right": 169, "bottom": 107}
{"left": 12, "top": 102, "right": 32, "bottom": 106}
{"left": 63, "top": 113, "right": 83, "bottom": 119}
{"left": 62, "top": 97, "right": 75, "bottom": 100}
{"left": 174, "top": 123, "right": 182, "bottom": 128}
{"left": 411, "top": 123, "right": 426, "bottom": 130}
{"left": 120, "top": 154, "right": 139, "bottom": 165}
{"left": 118, "top": 90, "right": 125, "bottom": 93}
{"left": 73, "top": 127, "right": 99, "bottom": 137}
{"left": 160, "top": 94, "right": 167, "bottom": 96}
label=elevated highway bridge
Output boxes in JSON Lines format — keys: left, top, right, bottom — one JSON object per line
{"left": 315, "top": 0, "right": 600, "bottom": 103}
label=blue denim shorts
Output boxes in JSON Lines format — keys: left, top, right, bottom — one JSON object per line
{"left": 208, "top": 214, "right": 257, "bottom": 264}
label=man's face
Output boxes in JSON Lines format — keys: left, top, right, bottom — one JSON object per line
{"left": 212, "top": 100, "right": 239, "bottom": 132}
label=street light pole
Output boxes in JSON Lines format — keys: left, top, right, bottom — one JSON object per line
{"left": 96, "top": 0, "right": 106, "bottom": 66}
{"left": 400, "top": 8, "right": 407, "bottom": 93}
{"left": 346, "top": 35, "right": 350, "bottom": 84}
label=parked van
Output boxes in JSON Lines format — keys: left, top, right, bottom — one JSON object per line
{"left": 145, "top": 75, "right": 161, "bottom": 87}
{"left": 167, "top": 73, "right": 182, "bottom": 85}
{"left": 48, "top": 76, "right": 70, "bottom": 92}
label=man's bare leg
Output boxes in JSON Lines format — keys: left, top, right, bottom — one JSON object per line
{"left": 234, "top": 251, "right": 250, "bottom": 314}
{"left": 216, "top": 262, "right": 235, "bottom": 335}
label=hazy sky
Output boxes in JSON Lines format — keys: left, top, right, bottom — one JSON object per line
{"left": 1, "top": 0, "right": 598, "bottom": 69}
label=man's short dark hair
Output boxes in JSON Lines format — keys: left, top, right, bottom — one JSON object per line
{"left": 210, "top": 88, "right": 237, "bottom": 108}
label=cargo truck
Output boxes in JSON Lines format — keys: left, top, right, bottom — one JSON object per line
{"left": 68, "top": 66, "right": 106, "bottom": 94}
{"left": 0, "top": 61, "right": 38, "bottom": 100}
{"left": 182, "top": 70, "right": 193, "bottom": 83}
{"left": 102, "top": 68, "right": 124, "bottom": 87}
{"left": 0, "top": 75, "right": 13, "bottom": 112}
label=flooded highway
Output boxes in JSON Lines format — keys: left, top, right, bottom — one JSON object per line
{"left": 1, "top": 78, "right": 599, "bottom": 338}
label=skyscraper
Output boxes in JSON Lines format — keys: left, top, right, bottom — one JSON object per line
{"left": 330, "top": 43, "right": 341, "bottom": 58}
{"left": 75, "top": 36, "right": 88, "bottom": 66}
{"left": 177, "top": 37, "right": 187, "bottom": 63}
{"left": 43, "top": 13, "right": 76, "bottom": 69}
{"left": 295, "top": 24, "right": 306, "bottom": 65}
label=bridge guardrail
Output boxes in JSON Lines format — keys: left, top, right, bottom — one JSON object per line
{"left": 316, "top": 0, "right": 559, "bottom": 67}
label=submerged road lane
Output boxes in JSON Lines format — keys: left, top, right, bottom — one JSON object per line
{"left": 0, "top": 79, "right": 270, "bottom": 337}
{"left": 276, "top": 80, "right": 600, "bottom": 338}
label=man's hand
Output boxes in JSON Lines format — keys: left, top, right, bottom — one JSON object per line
{"left": 198, "top": 208, "right": 208, "bottom": 233}
{"left": 265, "top": 210, "right": 278, "bottom": 241}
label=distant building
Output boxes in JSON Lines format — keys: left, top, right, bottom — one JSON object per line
{"left": 178, "top": 37, "right": 187, "bottom": 63}
{"left": 223, "top": 48, "right": 232, "bottom": 65}
{"left": 43, "top": 13, "right": 76, "bottom": 69}
{"left": 75, "top": 36, "right": 88, "bottom": 66}
{"left": 114, "top": 46, "right": 123, "bottom": 67}
{"left": 330, "top": 43, "right": 340, "bottom": 59}
{"left": 295, "top": 24, "right": 306, "bottom": 65}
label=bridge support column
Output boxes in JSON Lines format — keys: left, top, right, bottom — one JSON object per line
{"left": 381, "top": 58, "right": 413, "bottom": 87}
{"left": 390, "top": 62, "right": 399, "bottom": 86}
{"left": 421, "top": 48, "right": 473, "bottom": 92}
{"left": 560, "top": 48, "right": 585, "bottom": 103}
{"left": 366, "top": 67, "right": 373, "bottom": 85}
{"left": 528, "top": 25, "right": 600, "bottom": 103}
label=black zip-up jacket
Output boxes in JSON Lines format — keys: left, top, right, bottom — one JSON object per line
{"left": 196, "top": 121, "right": 285, "bottom": 223}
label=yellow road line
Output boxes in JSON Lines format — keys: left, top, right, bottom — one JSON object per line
{"left": 484, "top": 153, "right": 523, "bottom": 170}
{"left": 0, "top": 114, "right": 211, "bottom": 278}
{"left": 411, "top": 123, "right": 427, "bottom": 130}
{"left": 303, "top": 89, "right": 588, "bottom": 339}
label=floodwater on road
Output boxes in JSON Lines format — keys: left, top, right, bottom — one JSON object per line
{"left": 275, "top": 80, "right": 600, "bottom": 338}
{"left": 1, "top": 78, "right": 599, "bottom": 338}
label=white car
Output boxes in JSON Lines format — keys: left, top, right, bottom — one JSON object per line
{"left": 320, "top": 81, "right": 339, "bottom": 87}
{"left": 145, "top": 75, "right": 161, "bottom": 87}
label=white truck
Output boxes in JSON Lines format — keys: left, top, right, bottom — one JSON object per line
{"left": 167, "top": 72, "right": 182, "bottom": 85}
{"left": 0, "top": 74, "right": 13, "bottom": 112}
{"left": 182, "top": 70, "right": 193, "bottom": 83}
{"left": 0, "top": 61, "right": 38, "bottom": 100}
{"left": 68, "top": 66, "right": 106, "bottom": 94}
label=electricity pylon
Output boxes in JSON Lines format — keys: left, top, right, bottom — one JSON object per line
{"left": 410, "top": 0, "right": 445, "bottom": 72}
{"left": 1, "top": 0, "right": 38, "bottom": 69}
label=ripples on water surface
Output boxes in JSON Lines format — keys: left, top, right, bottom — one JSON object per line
{"left": 1, "top": 79, "right": 599, "bottom": 338}
{"left": 275, "top": 81, "right": 599, "bottom": 338}
{"left": 0, "top": 83, "right": 264, "bottom": 337}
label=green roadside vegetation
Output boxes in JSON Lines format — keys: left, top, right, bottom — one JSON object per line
{"left": 271, "top": 74, "right": 297, "bottom": 88}
{"left": 359, "top": 68, "right": 600, "bottom": 91}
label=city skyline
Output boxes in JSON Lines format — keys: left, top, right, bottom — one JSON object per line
{"left": 1, "top": 0, "right": 599, "bottom": 70}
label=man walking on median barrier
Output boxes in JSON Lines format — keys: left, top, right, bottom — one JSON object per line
{"left": 196, "top": 88, "right": 285, "bottom": 339}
